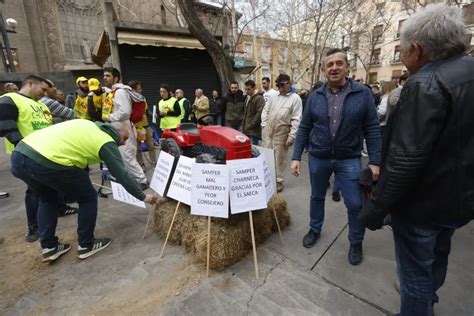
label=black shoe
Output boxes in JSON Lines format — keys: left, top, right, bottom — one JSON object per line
{"left": 348, "top": 243, "right": 363, "bottom": 265}
{"left": 332, "top": 191, "right": 341, "bottom": 202}
{"left": 78, "top": 238, "right": 112, "bottom": 259}
{"left": 58, "top": 206, "right": 78, "bottom": 217}
{"left": 25, "top": 226, "right": 39, "bottom": 242}
{"left": 303, "top": 229, "right": 320, "bottom": 248}
{"left": 42, "top": 243, "right": 71, "bottom": 262}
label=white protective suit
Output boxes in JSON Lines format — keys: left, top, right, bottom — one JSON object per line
{"left": 261, "top": 92, "right": 302, "bottom": 184}
{"left": 109, "top": 83, "right": 148, "bottom": 185}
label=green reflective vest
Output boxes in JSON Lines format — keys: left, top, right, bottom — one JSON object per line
{"left": 21, "top": 120, "right": 114, "bottom": 168}
{"left": 2, "top": 92, "right": 52, "bottom": 154}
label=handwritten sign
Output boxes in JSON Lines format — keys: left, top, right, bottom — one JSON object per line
{"left": 254, "top": 145, "right": 276, "bottom": 187}
{"left": 257, "top": 154, "right": 276, "bottom": 202}
{"left": 191, "top": 163, "right": 229, "bottom": 218}
{"left": 111, "top": 181, "right": 146, "bottom": 208}
{"left": 228, "top": 158, "right": 267, "bottom": 214}
{"left": 150, "top": 151, "right": 175, "bottom": 196}
{"left": 167, "top": 155, "right": 194, "bottom": 205}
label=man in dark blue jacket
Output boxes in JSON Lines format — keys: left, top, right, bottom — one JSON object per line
{"left": 291, "top": 48, "right": 381, "bottom": 265}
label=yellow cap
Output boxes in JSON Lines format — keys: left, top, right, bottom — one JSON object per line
{"left": 88, "top": 78, "right": 100, "bottom": 91}
{"left": 76, "top": 76, "right": 88, "bottom": 84}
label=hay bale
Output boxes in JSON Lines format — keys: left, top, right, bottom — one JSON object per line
{"left": 154, "top": 195, "right": 290, "bottom": 270}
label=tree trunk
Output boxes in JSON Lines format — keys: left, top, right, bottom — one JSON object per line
{"left": 177, "top": 0, "right": 235, "bottom": 94}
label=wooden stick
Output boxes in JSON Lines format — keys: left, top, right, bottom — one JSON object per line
{"left": 249, "top": 211, "right": 259, "bottom": 279}
{"left": 206, "top": 216, "right": 211, "bottom": 277}
{"left": 271, "top": 198, "right": 284, "bottom": 245}
{"left": 159, "top": 202, "right": 181, "bottom": 258}
{"left": 91, "top": 182, "right": 112, "bottom": 191}
{"left": 142, "top": 206, "right": 154, "bottom": 240}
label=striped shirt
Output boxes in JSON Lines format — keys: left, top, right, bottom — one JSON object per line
{"left": 40, "top": 96, "right": 76, "bottom": 123}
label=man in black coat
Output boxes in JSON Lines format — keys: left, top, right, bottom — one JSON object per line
{"left": 359, "top": 4, "right": 473, "bottom": 316}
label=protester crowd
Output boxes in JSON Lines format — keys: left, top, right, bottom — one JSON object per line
{"left": 0, "top": 4, "right": 472, "bottom": 316}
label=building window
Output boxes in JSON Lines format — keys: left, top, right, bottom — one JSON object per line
{"left": 2, "top": 47, "right": 20, "bottom": 72}
{"left": 57, "top": 0, "right": 103, "bottom": 63}
{"left": 296, "top": 48, "right": 302, "bottom": 62}
{"left": 369, "top": 72, "right": 378, "bottom": 84}
{"left": 261, "top": 64, "right": 271, "bottom": 78}
{"left": 373, "top": 24, "right": 383, "bottom": 43}
{"left": 371, "top": 48, "right": 381, "bottom": 65}
{"left": 391, "top": 69, "right": 402, "bottom": 82}
{"left": 279, "top": 47, "right": 287, "bottom": 64}
{"left": 244, "top": 43, "right": 253, "bottom": 58}
{"left": 263, "top": 44, "right": 271, "bottom": 61}
{"left": 393, "top": 45, "right": 401, "bottom": 62}
{"left": 396, "top": 19, "right": 406, "bottom": 39}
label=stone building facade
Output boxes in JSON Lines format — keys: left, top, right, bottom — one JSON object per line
{"left": 0, "top": 0, "right": 233, "bottom": 98}
{"left": 236, "top": 34, "right": 313, "bottom": 90}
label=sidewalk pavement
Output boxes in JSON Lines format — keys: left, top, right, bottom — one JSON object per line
{"left": 0, "top": 142, "right": 472, "bottom": 315}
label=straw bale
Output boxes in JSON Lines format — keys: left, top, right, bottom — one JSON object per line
{"left": 154, "top": 195, "right": 290, "bottom": 270}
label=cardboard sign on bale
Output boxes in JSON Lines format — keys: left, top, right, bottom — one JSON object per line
{"left": 154, "top": 195, "right": 289, "bottom": 270}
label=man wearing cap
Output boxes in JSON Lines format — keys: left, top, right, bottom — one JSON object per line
{"left": 67, "top": 77, "right": 89, "bottom": 119}
{"left": 0, "top": 75, "right": 53, "bottom": 242}
{"left": 261, "top": 74, "right": 302, "bottom": 193}
{"left": 86, "top": 78, "right": 110, "bottom": 122}
{"left": 10, "top": 119, "right": 157, "bottom": 262}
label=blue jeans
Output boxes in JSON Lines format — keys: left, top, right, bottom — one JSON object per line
{"left": 11, "top": 152, "right": 98, "bottom": 249}
{"left": 308, "top": 156, "right": 365, "bottom": 244}
{"left": 25, "top": 186, "right": 38, "bottom": 229}
{"left": 392, "top": 215, "right": 458, "bottom": 316}
{"left": 332, "top": 175, "right": 340, "bottom": 193}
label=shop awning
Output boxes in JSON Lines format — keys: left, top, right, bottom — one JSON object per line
{"left": 117, "top": 31, "right": 205, "bottom": 50}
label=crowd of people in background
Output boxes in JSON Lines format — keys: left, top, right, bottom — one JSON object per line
{"left": 0, "top": 4, "right": 472, "bottom": 316}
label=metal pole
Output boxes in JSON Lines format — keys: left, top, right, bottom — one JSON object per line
{"left": 0, "top": 11, "right": 16, "bottom": 73}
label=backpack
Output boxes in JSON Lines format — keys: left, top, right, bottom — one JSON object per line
{"left": 130, "top": 99, "right": 146, "bottom": 123}
{"left": 112, "top": 88, "right": 146, "bottom": 123}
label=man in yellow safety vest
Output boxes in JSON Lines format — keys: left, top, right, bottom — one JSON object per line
{"left": 10, "top": 120, "right": 157, "bottom": 262}
{"left": 0, "top": 75, "right": 53, "bottom": 242}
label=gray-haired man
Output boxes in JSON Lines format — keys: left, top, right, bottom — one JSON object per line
{"left": 360, "top": 4, "right": 473, "bottom": 316}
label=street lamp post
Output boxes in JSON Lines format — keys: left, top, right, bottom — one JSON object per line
{"left": 0, "top": 11, "right": 16, "bottom": 73}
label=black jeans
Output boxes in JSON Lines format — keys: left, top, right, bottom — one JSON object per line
{"left": 11, "top": 152, "right": 98, "bottom": 248}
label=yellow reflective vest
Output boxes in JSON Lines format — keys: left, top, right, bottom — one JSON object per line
{"left": 74, "top": 94, "right": 90, "bottom": 120}
{"left": 159, "top": 97, "right": 180, "bottom": 129}
{"left": 177, "top": 97, "right": 187, "bottom": 122}
{"left": 21, "top": 120, "right": 114, "bottom": 169}
{"left": 2, "top": 92, "right": 52, "bottom": 154}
